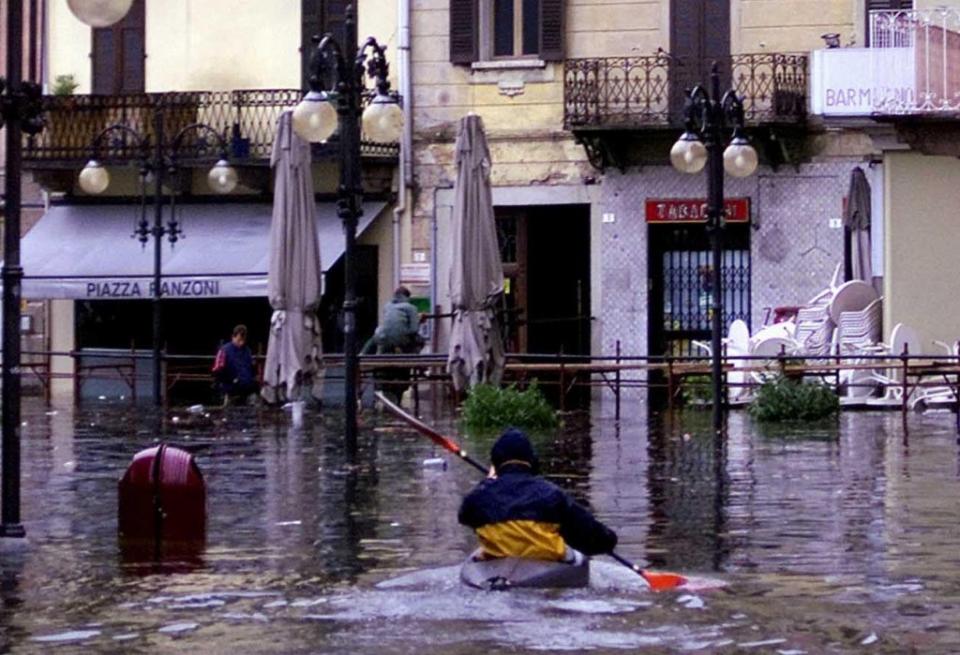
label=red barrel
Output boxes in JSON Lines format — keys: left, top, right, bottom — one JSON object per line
{"left": 119, "top": 444, "right": 206, "bottom": 554}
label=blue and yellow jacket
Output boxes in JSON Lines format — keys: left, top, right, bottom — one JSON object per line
{"left": 458, "top": 463, "right": 618, "bottom": 561}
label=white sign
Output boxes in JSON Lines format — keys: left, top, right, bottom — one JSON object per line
{"left": 400, "top": 263, "right": 431, "bottom": 285}
{"left": 22, "top": 275, "right": 268, "bottom": 300}
{"left": 810, "top": 47, "right": 916, "bottom": 116}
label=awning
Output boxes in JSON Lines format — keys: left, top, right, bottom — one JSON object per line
{"left": 20, "top": 201, "right": 386, "bottom": 300}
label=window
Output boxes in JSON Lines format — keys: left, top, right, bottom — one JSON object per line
{"left": 450, "top": 0, "right": 564, "bottom": 65}
{"left": 492, "top": 0, "right": 539, "bottom": 58}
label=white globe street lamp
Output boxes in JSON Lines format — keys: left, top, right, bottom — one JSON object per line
{"left": 723, "top": 131, "right": 759, "bottom": 178}
{"left": 207, "top": 159, "right": 239, "bottom": 194}
{"left": 292, "top": 90, "right": 338, "bottom": 144}
{"left": 670, "top": 131, "right": 708, "bottom": 174}
{"left": 67, "top": 0, "right": 134, "bottom": 28}
{"left": 362, "top": 93, "right": 404, "bottom": 143}
{"left": 78, "top": 159, "right": 110, "bottom": 194}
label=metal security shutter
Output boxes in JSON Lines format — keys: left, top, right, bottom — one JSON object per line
{"left": 91, "top": 0, "right": 144, "bottom": 95}
{"left": 539, "top": 0, "right": 564, "bottom": 61}
{"left": 450, "top": 0, "right": 478, "bottom": 64}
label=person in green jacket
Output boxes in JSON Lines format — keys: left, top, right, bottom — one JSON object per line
{"left": 363, "top": 286, "right": 425, "bottom": 402}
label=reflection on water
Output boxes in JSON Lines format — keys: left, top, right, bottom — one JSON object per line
{"left": 1, "top": 398, "right": 960, "bottom": 653}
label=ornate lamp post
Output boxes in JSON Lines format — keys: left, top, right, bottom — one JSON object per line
{"left": 79, "top": 121, "right": 237, "bottom": 405}
{"left": 294, "top": 5, "right": 403, "bottom": 454}
{"left": 0, "top": 0, "right": 44, "bottom": 539}
{"left": 670, "top": 63, "right": 758, "bottom": 432}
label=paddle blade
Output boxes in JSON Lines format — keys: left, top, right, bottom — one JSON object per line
{"left": 640, "top": 570, "right": 687, "bottom": 591}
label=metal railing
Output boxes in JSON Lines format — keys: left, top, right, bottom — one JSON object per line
{"left": 564, "top": 52, "right": 808, "bottom": 130}
{"left": 23, "top": 89, "right": 400, "bottom": 163}
{"left": 870, "top": 7, "right": 960, "bottom": 113}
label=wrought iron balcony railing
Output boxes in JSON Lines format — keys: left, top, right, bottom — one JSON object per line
{"left": 23, "top": 89, "right": 400, "bottom": 164}
{"left": 564, "top": 53, "right": 808, "bottom": 130}
{"left": 869, "top": 7, "right": 960, "bottom": 114}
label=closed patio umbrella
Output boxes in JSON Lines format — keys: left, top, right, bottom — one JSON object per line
{"left": 844, "top": 166, "right": 872, "bottom": 283}
{"left": 447, "top": 114, "right": 505, "bottom": 390}
{"left": 261, "top": 111, "right": 324, "bottom": 404}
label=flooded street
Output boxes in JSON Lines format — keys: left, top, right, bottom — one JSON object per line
{"left": 2, "top": 397, "right": 960, "bottom": 653}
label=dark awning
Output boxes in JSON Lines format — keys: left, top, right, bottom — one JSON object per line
{"left": 20, "top": 201, "right": 385, "bottom": 300}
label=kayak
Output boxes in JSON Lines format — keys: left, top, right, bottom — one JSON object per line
{"left": 460, "top": 549, "right": 590, "bottom": 590}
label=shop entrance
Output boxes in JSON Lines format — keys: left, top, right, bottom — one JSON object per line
{"left": 496, "top": 205, "right": 591, "bottom": 356}
{"left": 648, "top": 223, "right": 751, "bottom": 358}
{"left": 496, "top": 204, "right": 591, "bottom": 406}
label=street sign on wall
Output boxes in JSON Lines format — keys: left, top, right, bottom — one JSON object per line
{"left": 645, "top": 198, "right": 751, "bottom": 224}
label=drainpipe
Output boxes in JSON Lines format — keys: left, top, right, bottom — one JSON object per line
{"left": 393, "top": 0, "right": 412, "bottom": 288}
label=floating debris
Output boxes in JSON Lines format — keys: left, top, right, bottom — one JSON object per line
{"left": 31, "top": 630, "right": 101, "bottom": 643}
{"left": 158, "top": 622, "right": 199, "bottom": 634}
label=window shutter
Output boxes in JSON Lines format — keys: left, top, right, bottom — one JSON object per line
{"left": 92, "top": 30, "right": 115, "bottom": 94}
{"left": 119, "top": 0, "right": 145, "bottom": 94}
{"left": 302, "top": 1, "right": 349, "bottom": 89}
{"left": 325, "top": 0, "right": 348, "bottom": 40}
{"left": 302, "top": 0, "right": 323, "bottom": 90}
{"left": 91, "top": 0, "right": 144, "bottom": 95}
{"left": 539, "top": 0, "right": 564, "bottom": 61}
{"left": 449, "top": 0, "right": 478, "bottom": 64}
{"left": 866, "top": 0, "right": 912, "bottom": 8}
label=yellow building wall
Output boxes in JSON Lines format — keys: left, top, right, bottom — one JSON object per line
{"left": 736, "top": 0, "right": 855, "bottom": 53}
{"left": 884, "top": 152, "right": 960, "bottom": 347}
{"left": 49, "top": 300, "right": 75, "bottom": 397}
{"left": 47, "top": 0, "right": 395, "bottom": 93}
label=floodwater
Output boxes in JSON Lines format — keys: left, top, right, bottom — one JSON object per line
{"left": 2, "top": 397, "right": 960, "bottom": 654}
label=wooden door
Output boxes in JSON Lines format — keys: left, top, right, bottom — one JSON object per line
{"left": 496, "top": 209, "right": 529, "bottom": 353}
{"left": 92, "top": 0, "right": 145, "bottom": 95}
{"left": 301, "top": 0, "right": 348, "bottom": 90}
{"left": 669, "top": 0, "right": 730, "bottom": 120}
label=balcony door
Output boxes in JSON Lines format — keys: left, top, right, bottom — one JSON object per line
{"left": 669, "top": 0, "right": 730, "bottom": 121}
{"left": 91, "top": 0, "right": 145, "bottom": 95}
{"left": 301, "top": 0, "right": 348, "bottom": 91}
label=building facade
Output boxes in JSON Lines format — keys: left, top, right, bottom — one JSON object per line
{"left": 810, "top": 0, "right": 960, "bottom": 350}
{"left": 29, "top": 0, "right": 401, "bottom": 400}
{"left": 408, "top": 0, "right": 878, "bottom": 368}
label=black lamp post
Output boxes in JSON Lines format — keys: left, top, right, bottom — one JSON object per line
{"left": 79, "top": 121, "right": 237, "bottom": 405}
{"left": 0, "top": 0, "right": 44, "bottom": 539}
{"left": 294, "top": 5, "right": 403, "bottom": 454}
{"left": 670, "top": 63, "right": 758, "bottom": 432}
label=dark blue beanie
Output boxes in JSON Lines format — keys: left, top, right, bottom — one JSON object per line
{"left": 490, "top": 428, "right": 539, "bottom": 474}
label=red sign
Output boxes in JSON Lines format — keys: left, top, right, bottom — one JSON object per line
{"left": 645, "top": 198, "right": 751, "bottom": 224}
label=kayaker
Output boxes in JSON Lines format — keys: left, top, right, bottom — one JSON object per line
{"left": 458, "top": 428, "right": 618, "bottom": 563}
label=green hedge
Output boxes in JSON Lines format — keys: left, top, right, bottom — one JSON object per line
{"left": 462, "top": 383, "right": 559, "bottom": 432}
{"left": 748, "top": 376, "right": 839, "bottom": 422}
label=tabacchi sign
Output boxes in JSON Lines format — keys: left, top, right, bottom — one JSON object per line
{"left": 645, "top": 198, "right": 751, "bottom": 224}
